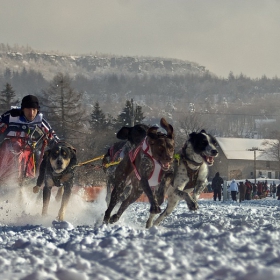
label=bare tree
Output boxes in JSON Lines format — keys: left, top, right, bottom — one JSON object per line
{"left": 262, "top": 130, "right": 280, "bottom": 178}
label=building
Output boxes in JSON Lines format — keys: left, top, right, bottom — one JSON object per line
{"left": 209, "top": 137, "right": 279, "bottom": 182}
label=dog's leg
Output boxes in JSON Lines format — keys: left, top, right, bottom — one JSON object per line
{"left": 146, "top": 176, "right": 171, "bottom": 228}
{"left": 110, "top": 187, "right": 143, "bottom": 224}
{"left": 141, "top": 179, "right": 161, "bottom": 214}
{"left": 42, "top": 186, "right": 52, "bottom": 216}
{"left": 55, "top": 186, "right": 64, "bottom": 202}
{"left": 57, "top": 182, "right": 72, "bottom": 221}
{"left": 104, "top": 181, "right": 127, "bottom": 224}
{"left": 105, "top": 177, "right": 112, "bottom": 207}
{"left": 174, "top": 189, "right": 198, "bottom": 210}
{"left": 192, "top": 181, "right": 207, "bottom": 202}
{"left": 145, "top": 213, "right": 156, "bottom": 229}
{"left": 103, "top": 159, "right": 133, "bottom": 224}
{"left": 153, "top": 193, "right": 180, "bottom": 226}
{"left": 119, "top": 185, "right": 132, "bottom": 201}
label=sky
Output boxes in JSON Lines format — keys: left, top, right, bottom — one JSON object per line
{"left": 1, "top": 0, "right": 280, "bottom": 79}
{"left": 1, "top": 185, "right": 280, "bottom": 279}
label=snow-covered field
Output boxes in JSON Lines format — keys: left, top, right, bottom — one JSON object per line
{"left": 0, "top": 185, "right": 280, "bottom": 280}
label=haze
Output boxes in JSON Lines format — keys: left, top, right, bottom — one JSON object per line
{"left": 1, "top": 0, "right": 280, "bottom": 79}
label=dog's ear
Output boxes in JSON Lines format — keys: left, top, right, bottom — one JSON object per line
{"left": 147, "top": 126, "right": 159, "bottom": 140}
{"left": 63, "top": 142, "right": 76, "bottom": 154}
{"left": 189, "top": 132, "right": 197, "bottom": 139}
{"left": 116, "top": 127, "right": 131, "bottom": 140}
{"left": 160, "top": 118, "right": 174, "bottom": 139}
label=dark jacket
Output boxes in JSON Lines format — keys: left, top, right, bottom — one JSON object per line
{"left": 212, "top": 172, "right": 223, "bottom": 191}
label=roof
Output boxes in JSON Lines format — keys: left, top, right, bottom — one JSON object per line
{"left": 216, "top": 137, "right": 278, "bottom": 161}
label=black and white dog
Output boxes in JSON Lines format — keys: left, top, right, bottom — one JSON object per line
{"left": 146, "top": 130, "right": 218, "bottom": 228}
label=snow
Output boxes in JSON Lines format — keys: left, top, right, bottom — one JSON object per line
{"left": 1, "top": 185, "right": 280, "bottom": 280}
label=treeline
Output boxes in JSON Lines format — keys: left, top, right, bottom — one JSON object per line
{"left": 1, "top": 64, "right": 280, "bottom": 142}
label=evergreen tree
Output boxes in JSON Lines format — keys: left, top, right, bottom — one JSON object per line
{"left": 40, "top": 73, "right": 84, "bottom": 143}
{"left": 134, "top": 105, "right": 145, "bottom": 124}
{"left": 90, "top": 102, "right": 107, "bottom": 131}
{"left": 0, "top": 83, "right": 19, "bottom": 113}
{"left": 117, "top": 100, "right": 133, "bottom": 127}
{"left": 116, "top": 99, "right": 145, "bottom": 127}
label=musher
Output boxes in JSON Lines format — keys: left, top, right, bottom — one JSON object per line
{"left": 0, "top": 95, "right": 58, "bottom": 187}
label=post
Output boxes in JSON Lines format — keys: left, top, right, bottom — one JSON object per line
{"left": 247, "top": 147, "right": 263, "bottom": 184}
{"left": 223, "top": 180, "right": 227, "bottom": 201}
{"left": 253, "top": 150, "right": 256, "bottom": 184}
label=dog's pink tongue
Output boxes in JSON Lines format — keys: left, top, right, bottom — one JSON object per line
{"left": 162, "top": 162, "right": 170, "bottom": 170}
{"left": 206, "top": 156, "right": 214, "bottom": 164}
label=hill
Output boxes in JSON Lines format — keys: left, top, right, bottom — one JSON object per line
{"left": 0, "top": 44, "right": 210, "bottom": 80}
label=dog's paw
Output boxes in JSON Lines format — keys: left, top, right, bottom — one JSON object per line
{"left": 33, "top": 186, "right": 40, "bottom": 193}
{"left": 187, "top": 200, "right": 199, "bottom": 211}
{"left": 103, "top": 216, "right": 110, "bottom": 224}
{"left": 109, "top": 214, "right": 120, "bottom": 224}
{"left": 52, "top": 220, "right": 74, "bottom": 230}
{"left": 150, "top": 204, "right": 161, "bottom": 214}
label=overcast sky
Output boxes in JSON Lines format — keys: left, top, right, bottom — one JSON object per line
{"left": 1, "top": 0, "right": 280, "bottom": 79}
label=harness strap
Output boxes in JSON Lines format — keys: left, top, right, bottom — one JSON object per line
{"left": 109, "top": 146, "right": 122, "bottom": 162}
{"left": 129, "top": 138, "right": 163, "bottom": 186}
{"left": 182, "top": 160, "right": 200, "bottom": 190}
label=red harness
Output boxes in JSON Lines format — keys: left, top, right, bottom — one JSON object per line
{"left": 129, "top": 137, "right": 163, "bottom": 188}
{"left": 109, "top": 146, "right": 122, "bottom": 162}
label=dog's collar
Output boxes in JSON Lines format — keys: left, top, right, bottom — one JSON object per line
{"left": 180, "top": 146, "right": 203, "bottom": 167}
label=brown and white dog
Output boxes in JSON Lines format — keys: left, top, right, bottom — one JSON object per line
{"left": 146, "top": 130, "right": 218, "bottom": 228}
{"left": 103, "top": 118, "right": 175, "bottom": 224}
{"left": 33, "top": 141, "right": 77, "bottom": 221}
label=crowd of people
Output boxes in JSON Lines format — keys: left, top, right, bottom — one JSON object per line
{"left": 210, "top": 170, "right": 280, "bottom": 202}
{"left": 226, "top": 179, "right": 280, "bottom": 202}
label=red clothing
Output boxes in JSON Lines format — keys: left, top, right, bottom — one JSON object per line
{"left": 0, "top": 109, "right": 57, "bottom": 185}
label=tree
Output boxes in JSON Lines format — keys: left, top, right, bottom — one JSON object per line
{"left": 40, "top": 73, "right": 85, "bottom": 144}
{"left": 116, "top": 99, "right": 145, "bottom": 127}
{"left": 0, "top": 83, "right": 19, "bottom": 113}
{"left": 90, "top": 102, "right": 107, "bottom": 132}
{"left": 263, "top": 130, "right": 280, "bottom": 178}
{"left": 134, "top": 105, "right": 145, "bottom": 124}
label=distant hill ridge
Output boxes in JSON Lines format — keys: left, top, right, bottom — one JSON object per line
{"left": 0, "top": 45, "right": 209, "bottom": 80}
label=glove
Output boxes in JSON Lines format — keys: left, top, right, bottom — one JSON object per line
{"left": 10, "top": 109, "right": 21, "bottom": 117}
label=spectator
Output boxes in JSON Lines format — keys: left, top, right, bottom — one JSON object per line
{"left": 252, "top": 183, "right": 257, "bottom": 198}
{"left": 245, "top": 179, "right": 252, "bottom": 200}
{"left": 277, "top": 184, "right": 280, "bottom": 200}
{"left": 238, "top": 181, "right": 246, "bottom": 202}
{"left": 257, "top": 181, "right": 263, "bottom": 197}
{"left": 229, "top": 179, "right": 238, "bottom": 202}
{"left": 211, "top": 172, "right": 223, "bottom": 201}
{"left": 272, "top": 183, "right": 277, "bottom": 199}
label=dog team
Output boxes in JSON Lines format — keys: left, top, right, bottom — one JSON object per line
{"left": 0, "top": 95, "right": 219, "bottom": 228}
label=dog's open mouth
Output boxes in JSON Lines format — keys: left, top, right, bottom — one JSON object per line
{"left": 159, "top": 161, "right": 172, "bottom": 171}
{"left": 202, "top": 154, "right": 215, "bottom": 166}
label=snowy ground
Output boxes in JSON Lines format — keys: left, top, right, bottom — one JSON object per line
{"left": 0, "top": 185, "right": 280, "bottom": 280}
